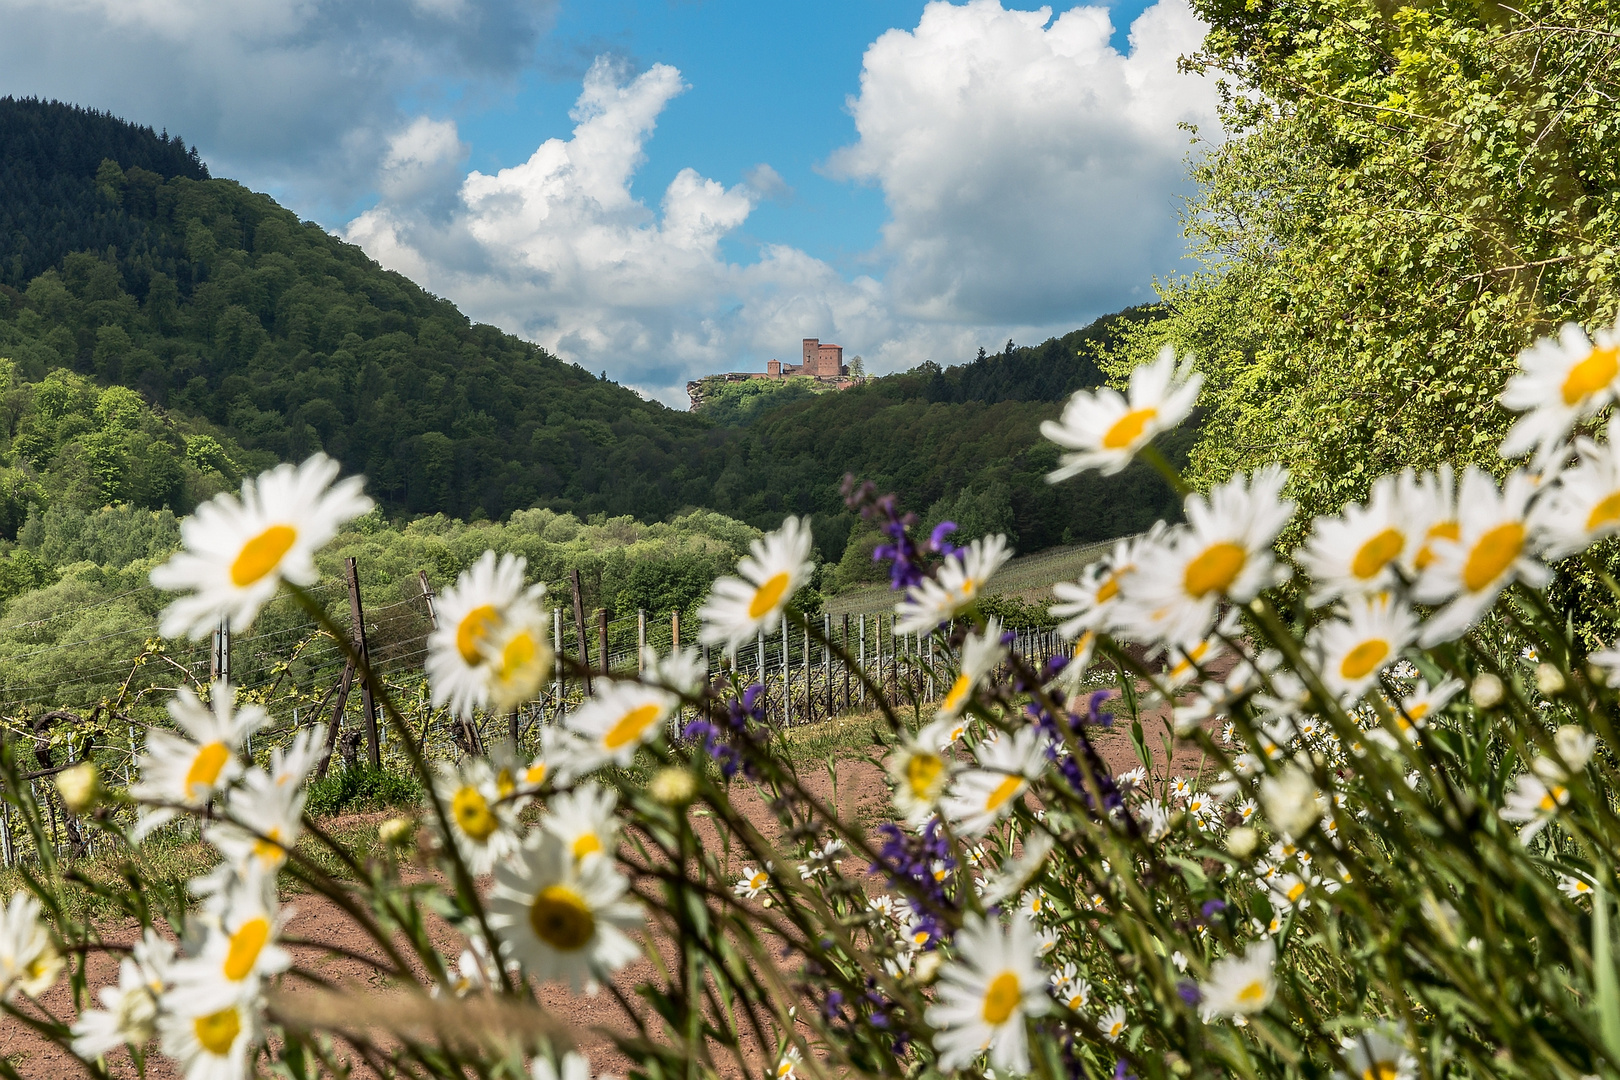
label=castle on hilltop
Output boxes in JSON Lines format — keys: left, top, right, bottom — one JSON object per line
{"left": 687, "top": 338, "right": 860, "bottom": 410}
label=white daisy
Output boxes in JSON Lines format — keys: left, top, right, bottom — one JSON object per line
{"left": 1098, "top": 1003, "right": 1128, "bottom": 1042}
{"left": 427, "top": 552, "right": 546, "bottom": 721}
{"left": 1297, "top": 473, "right": 1412, "bottom": 604}
{"left": 941, "top": 728, "right": 1049, "bottom": 837}
{"left": 1258, "top": 762, "right": 1322, "bottom": 840}
{"left": 157, "top": 992, "right": 259, "bottom": 1080}
{"left": 733, "top": 864, "right": 773, "bottom": 900}
{"left": 1197, "top": 938, "right": 1277, "bottom": 1021}
{"left": 563, "top": 681, "right": 679, "bottom": 773}
{"left": 1337, "top": 1024, "right": 1417, "bottom": 1080}
{"left": 531, "top": 1050, "right": 614, "bottom": 1080}
{"left": 1500, "top": 773, "right": 1568, "bottom": 842}
{"left": 981, "top": 833, "right": 1055, "bottom": 907}
{"left": 1051, "top": 964, "right": 1091, "bottom": 1012}
{"left": 207, "top": 767, "right": 306, "bottom": 875}
{"left": 1115, "top": 467, "right": 1295, "bottom": 647}
{"left": 263, "top": 724, "right": 326, "bottom": 790}
{"left": 925, "top": 912, "right": 1052, "bottom": 1074}
{"left": 1500, "top": 319, "right": 1620, "bottom": 467}
{"left": 151, "top": 454, "right": 372, "bottom": 639}
{"left": 936, "top": 619, "right": 1008, "bottom": 721}
{"left": 166, "top": 866, "right": 291, "bottom": 1013}
{"left": 1396, "top": 677, "right": 1464, "bottom": 730}
{"left": 484, "top": 603, "right": 555, "bottom": 715}
{"left": 487, "top": 832, "right": 642, "bottom": 993}
{"left": 542, "top": 782, "right": 620, "bottom": 864}
{"left": 70, "top": 930, "right": 174, "bottom": 1058}
{"left": 698, "top": 516, "right": 814, "bottom": 656}
{"left": 1535, "top": 416, "right": 1620, "bottom": 557}
{"left": 773, "top": 1046, "right": 803, "bottom": 1080}
{"left": 1414, "top": 468, "right": 1549, "bottom": 645}
{"left": 1558, "top": 872, "right": 1596, "bottom": 901}
{"left": 1267, "top": 873, "right": 1310, "bottom": 911}
{"left": 129, "top": 681, "right": 265, "bottom": 840}
{"left": 1397, "top": 466, "right": 1459, "bottom": 577}
{"left": 895, "top": 535, "right": 1012, "bottom": 635}
{"left": 888, "top": 718, "right": 957, "bottom": 826}
{"left": 1040, "top": 345, "right": 1203, "bottom": 479}
{"left": 0, "top": 893, "right": 61, "bottom": 1003}
{"left": 1308, "top": 593, "right": 1420, "bottom": 701}
{"left": 432, "top": 758, "right": 521, "bottom": 876}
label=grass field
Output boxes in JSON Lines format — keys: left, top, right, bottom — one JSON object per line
{"left": 823, "top": 538, "right": 1116, "bottom": 617}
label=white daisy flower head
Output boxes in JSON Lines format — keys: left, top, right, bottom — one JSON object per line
{"left": 1414, "top": 468, "right": 1550, "bottom": 646}
{"left": 166, "top": 866, "right": 291, "bottom": 1012}
{"left": 888, "top": 719, "right": 957, "bottom": 827}
{"left": 1336, "top": 1023, "right": 1418, "bottom": 1080}
{"left": 925, "top": 912, "right": 1052, "bottom": 1074}
{"left": 1050, "top": 525, "right": 1166, "bottom": 638}
{"left": 733, "top": 863, "right": 773, "bottom": 900}
{"left": 1041, "top": 344, "right": 1202, "bottom": 480}
{"left": 941, "top": 727, "right": 1049, "bottom": 837}
{"left": 488, "top": 831, "right": 643, "bottom": 994}
{"left": 151, "top": 454, "right": 371, "bottom": 639}
{"left": 1309, "top": 593, "right": 1420, "bottom": 701}
{"left": 1259, "top": 760, "right": 1322, "bottom": 840}
{"left": 427, "top": 551, "right": 546, "bottom": 720}
{"left": 773, "top": 1046, "right": 803, "bottom": 1080}
{"left": 1198, "top": 937, "right": 1277, "bottom": 1021}
{"left": 129, "top": 681, "right": 265, "bottom": 840}
{"left": 1397, "top": 677, "right": 1464, "bottom": 731}
{"left": 1499, "top": 318, "right": 1620, "bottom": 468}
{"left": 1162, "top": 619, "right": 1234, "bottom": 692}
{"left": 894, "top": 534, "right": 1012, "bottom": 635}
{"left": 1116, "top": 467, "right": 1295, "bottom": 647}
{"left": 642, "top": 646, "right": 707, "bottom": 698}
{"left": 981, "top": 832, "right": 1055, "bottom": 906}
{"left": 1559, "top": 872, "right": 1596, "bottom": 901}
{"left": 1298, "top": 473, "right": 1412, "bottom": 605}
{"left": 264, "top": 723, "right": 326, "bottom": 789}
{"left": 1535, "top": 415, "right": 1620, "bottom": 558}
{"left": 563, "top": 680, "right": 679, "bottom": 773}
{"left": 542, "top": 781, "right": 620, "bottom": 865}
{"left": 1500, "top": 772, "right": 1569, "bottom": 842}
{"left": 1268, "top": 872, "right": 1310, "bottom": 911}
{"left": 0, "top": 892, "right": 61, "bottom": 1004}
{"left": 532, "top": 1050, "right": 616, "bottom": 1080}
{"left": 936, "top": 618, "right": 1008, "bottom": 721}
{"left": 207, "top": 767, "right": 306, "bottom": 875}
{"left": 69, "top": 930, "right": 173, "bottom": 1059}
{"left": 158, "top": 993, "right": 259, "bottom": 1080}
{"left": 1053, "top": 969, "right": 1091, "bottom": 1012}
{"left": 1098, "top": 1002, "right": 1128, "bottom": 1042}
{"left": 431, "top": 758, "right": 521, "bottom": 876}
{"left": 1396, "top": 465, "right": 1459, "bottom": 577}
{"left": 698, "top": 515, "right": 814, "bottom": 656}
{"left": 483, "top": 603, "right": 555, "bottom": 715}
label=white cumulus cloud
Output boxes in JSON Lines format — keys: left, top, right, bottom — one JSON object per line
{"left": 344, "top": 1, "right": 1216, "bottom": 406}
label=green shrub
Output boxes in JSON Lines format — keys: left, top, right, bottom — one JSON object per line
{"left": 303, "top": 764, "right": 423, "bottom": 817}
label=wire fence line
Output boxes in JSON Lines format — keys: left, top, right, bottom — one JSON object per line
{"left": 0, "top": 558, "right": 1068, "bottom": 870}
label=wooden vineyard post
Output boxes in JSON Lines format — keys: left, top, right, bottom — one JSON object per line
{"left": 781, "top": 619, "right": 791, "bottom": 725}
{"left": 598, "top": 609, "right": 609, "bottom": 679}
{"left": 570, "top": 569, "right": 592, "bottom": 696}
{"left": 858, "top": 615, "right": 866, "bottom": 706}
{"left": 418, "top": 570, "right": 439, "bottom": 629}
{"left": 345, "top": 557, "right": 381, "bottom": 768}
{"left": 822, "top": 614, "right": 831, "bottom": 719}
{"left": 552, "top": 608, "right": 564, "bottom": 706}
{"left": 672, "top": 610, "right": 680, "bottom": 650}
{"left": 638, "top": 609, "right": 647, "bottom": 671}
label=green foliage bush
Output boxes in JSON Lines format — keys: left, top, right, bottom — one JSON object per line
{"left": 303, "top": 764, "right": 424, "bottom": 818}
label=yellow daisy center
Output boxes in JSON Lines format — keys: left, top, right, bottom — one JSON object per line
{"left": 230, "top": 524, "right": 297, "bottom": 587}
{"left": 981, "top": 971, "right": 1022, "bottom": 1024}
{"left": 572, "top": 833, "right": 603, "bottom": 860}
{"left": 452, "top": 785, "right": 498, "bottom": 842}
{"left": 1235, "top": 978, "right": 1269, "bottom": 1006}
{"left": 1339, "top": 638, "right": 1390, "bottom": 681}
{"left": 529, "top": 884, "right": 596, "bottom": 951}
{"left": 777, "top": 1060, "right": 794, "bottom": 1078}
{"left": 1183, "top": 541, "right": 1246, "bottom": 598}
{"left": 1586, "top": 490, "right": 1620, "bottom": 532}
{"left": 1462, "top": 521, "right": 1525, "bottom": 592}
{"left": 1096, "top": 570, "right": 1123, "bottom": 603}
{"left": 1414, "top": 521, "right": 1459, "bottom": 571}
{"left": 1363, "top": 1064, "right": 1400, "bottom": 1080}
{"left": 984, "top": 774, "right": 1025, "bottom": 812}
{"left": 1102, "top": 406, "right": 1157, "bottom": 450}
{"left": 1408, "top": 702, "right": 1431, "bottom": 720}
{"left": 941, "top": 673, "right": 973, "bottom": 714}
{"left": 496, "top": 630, "right": 538, "bottom": 680}
{"left": 905, "top": 751, "right": 945, "bottom": 798}
{"left": 1351, "top": 527, "right": 1404, "bottom": 580}
{"left": 1286, "top": 881, "right": 1306, "bottom": 903}
{"left": 495, "top": 768, "right": 516, "bottom": 799}
{"left": 456, "top": 604, "right": 500, "bottom": 665}
{"left": 185, "top": 742, "right": 231, "bottom": 801}
{"left": 748, "top": 572, "right": 792, "bottom": 619}
{"left": 524, "top": 762, "right": 548, "bottom": 787}
{"left": 252, "top": 827, "right": 285, "bottom": 867}
{"left": 1561, "top": 344, "right": 1620, "bottom": 405}
{"left": 193, "top": 1007, "right": 241, "bottom": 1056}
{"left": 603, "top": 702, "right": 664, "bottom": 751}
{"left": 1539, "top": 786, "right": 1566, "bottom": 812}
{"left": 749, "top": 872, "right": 768, "bottom": 890}
{"left": 223, "top": 916, "right": 270, "bottom": 982}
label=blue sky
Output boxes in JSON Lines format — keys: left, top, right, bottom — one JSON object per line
{"left": 0, "top": 0, "right": 1211, "bottom": 405}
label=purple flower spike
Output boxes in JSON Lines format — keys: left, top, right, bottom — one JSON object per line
{"left": 1201, "top": 899, "right": 1227, "bottom": 918}
{"left": 928, "top": 521, "right": 962, "bottom": 556}
{"left": 1177, "top": 981, "right": 1202, "bottom": 1006}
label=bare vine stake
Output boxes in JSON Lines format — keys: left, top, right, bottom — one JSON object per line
{"left": 569, "top": 569, "right": 591, "bottom": 696}
{"left": 343, "top": 558, "right": 380, "bottom": 768}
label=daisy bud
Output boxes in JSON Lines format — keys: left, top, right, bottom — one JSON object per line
{"left": 1226, "top": 826, "right": 1259, "bottom": 858}
{"left": 648, "top": 767, "right": 698, "bottom": 807}
{"left": 1470, "top": 672, "right": 1505, "bottom": 709}
{"left": 55, "top": 762, "right": 101, "bottom": 815}
{"left": 913, "top": 949, "right": 943, "bottom": 985}
{"left": 1554, "top": 725, "right": 1596, "bottom": 771}
{"left": 378, "top": 817, "right": 415, "bottom": 846}
{"left": 1535, "top": 663, "right": 1566, "bottom": 697}
{"left": 1258, "top": 763, "right": 1320, "bottom": 839}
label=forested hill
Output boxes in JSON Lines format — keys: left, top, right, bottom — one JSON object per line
{"left": 0, "top": 97, "right": 1181, "bottom": 567}
{"left": 0, "top": 96, "right": 713, "bottom": 524}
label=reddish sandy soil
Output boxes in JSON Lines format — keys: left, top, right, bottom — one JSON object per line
{"left": 1, "top": 702, "right": 1202, "bottom": 1079}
